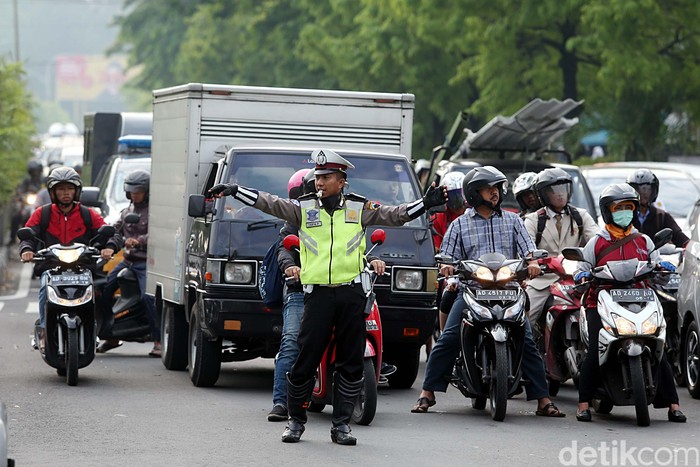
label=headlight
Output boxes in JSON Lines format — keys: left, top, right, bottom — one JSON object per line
{"left": 224, "top": 262, "right": 254, "bottom": 284}
{"left": 474, "top": 266, "right": 493, "bottom": 282}
{"left": 52, "top": 247, "right": 84, "bottom": 264}
{"left": 395, "top": 269, "right": 423, "bottom": 291}
{"left": 25, "top": 193, "right": 37, "bottom": 205}
{"left": 612, "top": 313, "right": 637, "bottom": 336}
{"left": 496, "top": 266, "right": 514, "bottom": 283}
{"left": 641, "top": 313, "right": 659, "bottom": 335}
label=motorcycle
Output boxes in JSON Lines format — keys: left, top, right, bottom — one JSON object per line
{"left": 18, "top": 224, "right": 115, "bottom": 386}
{"left": 537, "top": 254, "right": 584, "bottom": 396}
{"left": 283, "top": 229, "right": 386, "bottom": 426}
{"left": 651, "top": 243, "right": 684, "bottom": 386}
{"left": 438, "top": 249, "right": 548, "bottom": 422}
{"left": 562, "top": 228, "right": 672, "bottom": 427}
{"left": 94, "top": 213, "right": 153, "bottom": 345}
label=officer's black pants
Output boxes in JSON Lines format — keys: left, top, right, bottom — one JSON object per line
{"left": 289, "top": 283, "right": 366, "bottom": 386}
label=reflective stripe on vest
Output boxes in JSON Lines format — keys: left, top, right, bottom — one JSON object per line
{"left": 299, "top": 198, "right": 366, "bottom": 285}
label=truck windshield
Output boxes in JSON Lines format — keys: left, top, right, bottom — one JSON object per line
{"left": 221, "top": 151, "right": 424, "bottom": 227}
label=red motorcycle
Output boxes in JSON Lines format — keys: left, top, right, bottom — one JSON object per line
{"left": 283, "top": 229, "right": 386, "bottom": 426}
{"left": 538, "top": 254, "right": 584, "bottom": 396}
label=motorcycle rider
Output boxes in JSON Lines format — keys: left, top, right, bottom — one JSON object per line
{"left": 209, "top": 148, "right": 447, "bottom": 445}
{"left": 268, "top": 169, "right": 387, "bottom": 421}
{"left": 18, "top": 167, "right": 111, "bottom": 351}
{"left": 9, "top": 159, "right": 45, "bottom": 245}
{"left": 573, "top": 183, "right": 686, "bottom": 423}
{"left": 98, "top": 170, "right": 160, "bottom": 356}
{"left": 513, "top": 171, "right": 541, "bottom": 218}
{"left": 411, "top": 166, "right": 565, "bottom": 418}
{"left": 524, "top": 168, "right": 598, "bottom": 330}
{"left": 626, "top": 168, "right": 689, "bottom": 248}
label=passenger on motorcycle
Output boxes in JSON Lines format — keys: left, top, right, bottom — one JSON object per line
{"left": 411, "top": 166, "right": 565, "bottom": 417}
{"left": 98, "top": 170, "right": 159, "bottom": 356}
{"left": 627, "top": 168, "right": 689, "bottom": 248}
{"left": 513, "top": 171, "right": 541, "bottom": 218}
{"left": 524, "top": 168, "right": 598, "bottom": 330}
{"left": 574, "top": 183, "right": 686, "bottom": 423}
{"left": 18, "top": 167, "right": 111, "bottom": 351}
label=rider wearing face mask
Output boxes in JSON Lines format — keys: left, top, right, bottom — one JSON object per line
{"left": 573, "top": 183, "right": 686, "bottom": 423}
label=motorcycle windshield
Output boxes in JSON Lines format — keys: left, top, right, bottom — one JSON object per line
{"left": 599, "top": 259, "right": 653, "bottom": 283}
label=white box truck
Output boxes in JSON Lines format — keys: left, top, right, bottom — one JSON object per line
{"left": 148, "top": 83, "right": 436, "bottom": 387}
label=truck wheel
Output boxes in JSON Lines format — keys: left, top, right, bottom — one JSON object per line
{"left": 385, "top": 344, "right": 420, "bottom": 389}
{"left": 161, "top": 302, "right": 188, "bottom": 371}
{"left": 188, "top": 305, "right": 221, "bottom": 387}
{"left": 683, "top": 320, "right": 700, "bottom": 399}
{"left": 352, "top": 359, "right": 377, "bottom": 426}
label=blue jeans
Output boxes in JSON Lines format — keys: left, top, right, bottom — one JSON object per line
{"left": 272, "top": 291, "right": 305, "bottom": 407}
{"left": 38, "top": 271, "right": 48, "bottom": 328}
{"left": 422, "top": 293, "right": 549, "bottom": 401}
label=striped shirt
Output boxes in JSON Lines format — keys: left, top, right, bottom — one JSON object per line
{"left": 440, "top": 208, "right": 536, "bottom": 261}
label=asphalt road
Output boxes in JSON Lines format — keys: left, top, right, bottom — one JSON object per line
{"left": 1, "top": 258, "right": 699, "bottom": 467}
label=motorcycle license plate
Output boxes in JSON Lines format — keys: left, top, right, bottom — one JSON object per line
{"left": 50, "top": 274, "right": 90, "bottom": 286}
{"left": 610, "top": 289, "right": 654, "bottom": 302}
{"left": 665, "top": 275, "right": 681, "bottom": 290}
{"left": 475, "top": 289, "right": 517, "bottom": 301}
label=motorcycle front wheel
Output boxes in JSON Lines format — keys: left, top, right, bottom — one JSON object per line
{"left": 629, "top": 355, "right": 650, "bottom": 427}
{"left": 489, "top": 342, "right": 508, "bottom": 422}
{"left": 66, "top": 327, "right": 79, "bottom": 386}
{"left": 352, "top": 359, "right": 377, "bottom": 426}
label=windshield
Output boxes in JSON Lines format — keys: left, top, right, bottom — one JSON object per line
{"left": 222, "top": 151, "right": 425, "bottom": 226}
{"left": 106, "top": 157, "right": 152, "bottom": 207}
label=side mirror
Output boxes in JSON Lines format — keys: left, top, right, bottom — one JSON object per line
{"left": 188, "top": 195, "right": 206, "bottom": 218}
{"left": 124, "top": 212, "right": 140, "bottom": 224}
{"left": 434, "top": 253, "right": 455, "bottom": 264}
{"left": 531, "top": 249, "right": 549, "bottom": 260}
{"left": 97, "top": 225, "right": 115, "bottom": 238}
{"left": 653, "top": 228, "right": 673, "bottom": 250}
{"left": 283, "top": 235, "right": 300, "bottom": 251}
{"left": 17, "top": 227, "right": 36, "bottom": 242}
{"left": 80, "top": 186, "right": 101, "bottom": 207}
{"left": 370, "top": 229, "right": 386, "bottom": 246}
{"left": 562, "top": 247, "right": 586, "bottom": 262}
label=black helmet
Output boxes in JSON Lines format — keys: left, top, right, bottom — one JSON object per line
{"left": 47, "top": 166, "right": 82, "bottom": 203}
{"left": 27, "top": 159, "right": 43, "bottom": 175}
{"left": 463, "top": 166, "right": 508, "bottom": 209}
{"left": 124, "top": 169, "right": 150, "bottom": 200}
{"left": 599, "top": 183, "right": 640, "bottom": 225}
{"left": 302, "top": 168, "right": 317, "bottom": 195}
{"left": 626, "top": 168, "right": 659, "bottom": 204}
{"left": 535, "top": 167, "right": 572, "bottom": 208}
{"left": 512, "top": 172, "right": 538, "bottom": 211}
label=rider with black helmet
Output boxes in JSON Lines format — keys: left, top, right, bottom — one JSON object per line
{"left": 98, "top": 169, "right": 159, "bottom": 356}
{"left": 19, "top": 166, "right": 110, "bottom": 351}
{"left": 8, "top": 160, "right": 46, "bottom": 245}
{"left": 523, "top": 167, "right": 597, "bottom": 329}
{"left": 626, "top": 169, "right": 689, "bottom": 248}
{"left": 411, "top": 166, "right": 566, "bottom": 418}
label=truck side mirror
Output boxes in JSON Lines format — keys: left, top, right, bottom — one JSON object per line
{"left": 188, "top": 195, "right": 206, "bottom": 218}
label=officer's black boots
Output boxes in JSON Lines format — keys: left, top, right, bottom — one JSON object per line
{"left": 330, "top": 373, "right": 364, "bottom": 446}
{"left": 281, "top": 374, "right": 314, "bottom": 443}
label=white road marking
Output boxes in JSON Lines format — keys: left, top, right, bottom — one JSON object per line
{"left": 25, "top": 302, "right": 39, "bottom": 314}
{"left": 0, "top": 302, "right": 3, "bottom": 312}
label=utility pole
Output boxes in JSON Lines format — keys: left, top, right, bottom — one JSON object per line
{"left": 13, "top": 0, "right": 20, "bottom": 62}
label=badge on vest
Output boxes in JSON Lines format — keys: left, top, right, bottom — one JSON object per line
{"left": 306, "top": 209, "right": 321, "bottom": 228}
{"left": 345, "top": 208, "right": 359, "bottom": 224}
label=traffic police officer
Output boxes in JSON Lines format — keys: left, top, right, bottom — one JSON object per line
{"left": 209, "top": 149, "right": 447, "bottom": 445}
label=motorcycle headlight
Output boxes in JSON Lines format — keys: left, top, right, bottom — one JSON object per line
{"left": 224, "top": 262, "right": 254, "bottom": 284}
{"left": 474, "top": 266, "right": 494, "bottom": 282}
{"left": 51, "top": 247, "right": 84, "bottom": 264}
{"left": 496, "top": 266, "right": 515, "bottom": 283}
{"left": 612, "top": 313, "right": 637, "bottom": 336}
{"left": 394, "top": 269, "right": 423, "bottom": 291}
{"left": 641, "top": 313, "right": 659, "bottom": 335}
{"left": 25, "top": 193, "right": 37, "bottom": 205}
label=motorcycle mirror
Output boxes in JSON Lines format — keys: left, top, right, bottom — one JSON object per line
{"left": 124, "top": 213, "right": 140, "bottom": 224}
{"left": 562, "top": 247, "right": 586, "bottom": 263}
{"left": 16, "top": 227, "right": 36, "bottom": 242}
{"left": 434, "top": 253, "right": 456, "bottom": 265}
{"left": 283, "top": 235, "right": 300, "bottom": 251}
{"left": 531, "top": 249, "right": 548, "bottom": 260}
{"left": 370, "top": 229, "right": 386, "bottom": 246}
{"left": 652, "top": 228, "right": 673, "bottom": 251}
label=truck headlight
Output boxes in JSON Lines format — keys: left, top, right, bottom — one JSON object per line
{"left": 224, "top": 262, "right": 254, "bottom": 284}
{"left": 394, "top": 269, "right": 423, "bottom": 291}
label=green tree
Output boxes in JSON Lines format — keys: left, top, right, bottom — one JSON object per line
{"left": 0, "top": 59, "right": 36, "bottom": 205}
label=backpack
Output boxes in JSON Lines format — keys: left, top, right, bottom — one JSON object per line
{"left": 534, "top": 205, "right": 584, "bottom": 247}
{"left": 259, "top": 238, "right": 285, "bottom": 307}
{"left": 39, "top": 203, "right": 93, "bottom": 232}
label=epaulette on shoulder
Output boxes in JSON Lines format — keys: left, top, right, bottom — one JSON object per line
{"left": 345, "top": 192, "right": 367, "bottom": 203}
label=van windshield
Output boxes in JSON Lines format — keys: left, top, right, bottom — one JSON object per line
{"left": 221, "top": 151, "right": 425, "bottom": 227}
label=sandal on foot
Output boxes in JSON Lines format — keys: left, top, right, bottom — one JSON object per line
{"left": 411, "top": 397, "right": 436, "bottom": 413}
{"left": 96, "top": 340, "right": 122, "bottom": 353}
{"left": 536, "top": 402, "right": 566, "bottom": 417}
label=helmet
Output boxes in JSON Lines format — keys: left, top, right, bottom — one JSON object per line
{"left": 124, "top": 169, "right": 150, "bottom": 200}
{"left": 626, "top": 168, "right": 659, "bottom": 204}
{"left": 463, "top": 166, "right": 508, "bottom": 209}
{"left": 442, "top": 171, "right": 466, "bottom": 211}
{"left": 599, "top": 183, "right": 640, "bottom": 226}
{"left": 27, "top": 159, "right": 43, "bottom": 175}
{"left": 302, "top": 168, "right": 317, "bottom": 195}
{"left": 535, "top": 167, "right": 572, "bottom": 208}
{"left": 47, "top": 166, "right": 82, "bottom": 203}
{"left": 288, "top": 169, "right": 310, "bottom": 199}
{"left": 512, "top": 172, "right": 538, "bottom": 211}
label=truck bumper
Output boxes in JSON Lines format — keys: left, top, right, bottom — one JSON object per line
{"left": 201, "top": 297, "right": 282, "bottom": 339}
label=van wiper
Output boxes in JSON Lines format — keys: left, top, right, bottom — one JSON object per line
{"left": 247, "top": 219, "right": 283, "bottom": 231}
